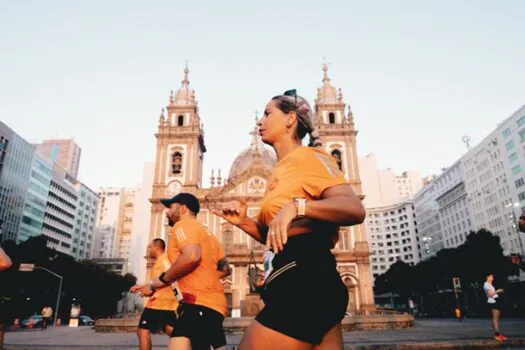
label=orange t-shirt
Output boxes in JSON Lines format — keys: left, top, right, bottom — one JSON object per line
{"left": 258, "top": 146, "right": 347, "bottom": 226}
{"left": 209, "top": 233, "right": 225, "bottom": 264}
{"left": 167, "top": 217, "right": 227, "bottom": 316}
{"left": 145, "top": 254, "right": 178, "bottom": 311}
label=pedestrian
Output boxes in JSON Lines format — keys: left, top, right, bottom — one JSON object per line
{"left": 214, "top": 90, "right": 366, "bottom": 349}
{"left": 40, "top": 305, "right": 53, "bottom": 330}
{"left": 134, "top": 193, "right": 228, "bottom": 350}
{"left": 130, "top": 239, "right": 178, "bottom": 350}
{"left": 484, "top": 273, "right": 507, "bottom": 341}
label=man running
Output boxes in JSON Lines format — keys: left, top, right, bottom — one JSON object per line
{"left": 134, "top": 193, "right": 227, "bottom": 350}
{"left": 130, "top": 239, "right": 178, "bottom": 350}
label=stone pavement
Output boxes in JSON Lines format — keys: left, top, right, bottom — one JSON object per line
{"left": 4, "top": 318, "right": 525, "bottom": 349}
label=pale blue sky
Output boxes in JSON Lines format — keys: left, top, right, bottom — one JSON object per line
{"left": 1, "top": 0, "right": 524, "bottom": 190}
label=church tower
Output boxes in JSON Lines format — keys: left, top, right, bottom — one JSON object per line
{"left": 149, "top": 65, "right": 206, "bottom": 242}
{"left": 315, "top": 63, "right": 375, "bottom": 311}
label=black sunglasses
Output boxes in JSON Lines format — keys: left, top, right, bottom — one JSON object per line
{"left": 283, "top": 89, "right": 298, "bottom": 106}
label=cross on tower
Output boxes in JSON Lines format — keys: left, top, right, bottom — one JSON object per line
{"left": 254, "top": 109, "right": 260, "bottom": 122}
{"left": 322, "top": 57, "right": 332, "bottom": 68}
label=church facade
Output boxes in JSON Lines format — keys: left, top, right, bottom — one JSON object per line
{"left": 148, "top": 65, "right": 375, "bottom": 315}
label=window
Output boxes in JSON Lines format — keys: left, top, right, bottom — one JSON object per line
{"left": 519, "top": 191, "right": 525, "bottom": 201}
{"left": 520, "top": 129, "right": 525, "bottom": 143}
{"left": 177, "top": 115, "right": 184, "bottom": 126}
{"left": 172, "top": 152, "right": 182, "bottom": 174}
{"left": 331, "top": 149, "right": 343, "bottom": 171}
{"left": 502, "top": 128, "right": 512, "bottom": 138}
{"left": 509, "top": 153, "right": 518, "bottom": 163}
{"left": 518, "top": 115, "right": 525, "bottom": 127}
{"left": 516, "top": 178, "right": 524, "bottom": 188}
{"left": 512, "top": 165, "right": 522, "bottom": 175}
{"left": 505, "top": 140, "right": 515, "bottom": 151}
{"left": 328, "top": 112, "right": 335, "bottom": 124}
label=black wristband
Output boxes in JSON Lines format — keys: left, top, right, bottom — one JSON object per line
{"left": 159, "top": 272, "right": 169, "bottom": 285}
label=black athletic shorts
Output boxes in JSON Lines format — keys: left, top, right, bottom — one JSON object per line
{"left": 489, "top": 299, "right": 501, "bottom": 310}
{"left": 171, "top": 303, "right": 226, "bottom": 350}
{"left": 138, "top": 308, "right": 177, "bottom": 333}
{"left": 256, "top": 243, "right": 348, "bottom": 345}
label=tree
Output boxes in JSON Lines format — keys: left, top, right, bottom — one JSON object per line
{"left": 0, "top": 236, "right": 136, "bottom": 321}
{"left": 374, "top": 229, "right": 519, "bottom": 315}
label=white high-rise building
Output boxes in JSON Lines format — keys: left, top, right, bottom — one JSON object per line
{"left": 413, "top": 161, "right": 474, "bottom": 261}
{"left": 366, "top": 200, "right": 420, "bottom": 280}
{"left": 360, "top": 153, "right": 423, "bottom": 281}
{"left": 359, "top": 153, "right": 423, "bottom": 207}
{"left": 91, "top": 186, "right": 139, "bottom": 263}
{"left": 91, "top": 187, "right": 123, "bottom": 258}
{"left": 415, "top": 104, "right": 525, "bottom": 260}
{"left": 130, "top": 162, "right": 155, "bottom": 283}
{"left": 461, "top": 105, "right": 525, "bottom": 256}
{"left": 116, "top": 188, "right": 137, "bottom": 262}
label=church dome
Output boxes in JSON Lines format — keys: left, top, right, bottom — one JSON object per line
{"left": 228, "top": 127, "right": 277, "bottom": 181}
{"left": 228, "top": 146, "right": 277, "bottom": 180}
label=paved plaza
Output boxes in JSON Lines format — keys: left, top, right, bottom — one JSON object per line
{"left": 3, "top": 318, "right": 525, "bottom": 349}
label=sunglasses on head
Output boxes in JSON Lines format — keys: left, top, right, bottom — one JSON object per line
{"left": 283, "top": 89, "right": 297, "bottom": 106}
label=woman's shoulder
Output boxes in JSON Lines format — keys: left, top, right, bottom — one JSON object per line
{"left": 292, "top": 146, "right": 331, "bottom": 161}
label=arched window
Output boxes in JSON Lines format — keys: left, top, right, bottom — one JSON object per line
{"left": 177, "top": 115, "right": 184, "bottom": 126}
{"left": 172, "top": 152, "right": 182, "bottom": 174}
{"left": 331, "top": 149, "right": 343, "bottom": 171}
{"left": 328, "top": 112, "right": 336, "bottom": 124}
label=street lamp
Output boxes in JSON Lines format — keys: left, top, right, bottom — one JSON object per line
{"left": 19, "top": 263, "right": 63, "bottom": 327}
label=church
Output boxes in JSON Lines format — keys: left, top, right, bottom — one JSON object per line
{"left": 147, "top": 64, "right": 375, "bottom": 315}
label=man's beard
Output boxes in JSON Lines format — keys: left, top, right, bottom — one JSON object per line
{"left": 167, "top": 216, "right": 175, "bottom": 227}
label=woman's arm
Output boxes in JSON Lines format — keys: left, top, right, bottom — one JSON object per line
{"left": 267, "top": 184, "right": 366, "bottom": 252}
{"left": 237, "top": 217, "right": 268, "bottom": 244}
{"left": 302, "top": 184, "right": 366, "bottom": 226}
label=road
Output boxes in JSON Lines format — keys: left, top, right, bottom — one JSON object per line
{"left": 4, "top": 318, "right": 525, "bottom": 349}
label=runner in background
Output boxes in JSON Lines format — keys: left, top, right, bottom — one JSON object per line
{"left": 130, "top": 239, "right": 178, "bottom": 350}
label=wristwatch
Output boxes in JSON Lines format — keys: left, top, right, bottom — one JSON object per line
{"left": 293, "top": 197, "right": 307, "bottom": 217}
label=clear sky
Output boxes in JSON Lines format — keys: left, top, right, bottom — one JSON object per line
{"left": 1, "top": 0, "right": 524, "bottom": 190}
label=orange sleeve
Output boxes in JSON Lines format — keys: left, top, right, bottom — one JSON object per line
{"left": 173, "top": 220, "right": 202, "bottom": 250}
{"left": 167, "top": 226, "right": 179, "bottom": 264}
{"left": 301, "top": 150, "right": 347, "bottom": 199}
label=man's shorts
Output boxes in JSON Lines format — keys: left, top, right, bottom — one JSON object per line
{"left": 138, "top": 308, "right": 177, "bottom": 333}
{"left": 171, "top": 303, "right": 226, "bottom": 350}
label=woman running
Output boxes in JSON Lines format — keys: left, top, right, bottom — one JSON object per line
{"left": 214, "top": 90, "right": 365, "bottom": 349}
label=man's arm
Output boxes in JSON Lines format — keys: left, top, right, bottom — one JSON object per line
{"left": 154, "top": 244, "right": 201, "bottom": 287}
{"left": 217, "top": 257, "right": 232, "bottom": 279}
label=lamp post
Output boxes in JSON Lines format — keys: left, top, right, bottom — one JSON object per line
{"left": 19, "top": 264, "right": 63, "bottom": 327}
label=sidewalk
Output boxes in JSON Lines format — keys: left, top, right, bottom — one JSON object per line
{"left": 4, "top": 318, "right": 525, "bottom": 349}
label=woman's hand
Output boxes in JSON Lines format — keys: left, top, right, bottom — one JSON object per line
{"left": 496, "top": 288, "right": 504, "bottom": 293}
{"left": 213, "top": 200, "right": 248, "bottom": 226}
{"left": 266, "top": 202, "right": 298, "bottom": 254}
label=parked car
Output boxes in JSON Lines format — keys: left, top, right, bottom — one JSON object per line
{"left": 79, "top": 315, "right": 95, "bottom": 326}
{"left": 21, "top": 315, "right": 43, "bottom": 328}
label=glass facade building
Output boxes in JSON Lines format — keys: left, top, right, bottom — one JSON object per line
{"left": 0, "top": 122, "right": 34, "bottom": 242}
